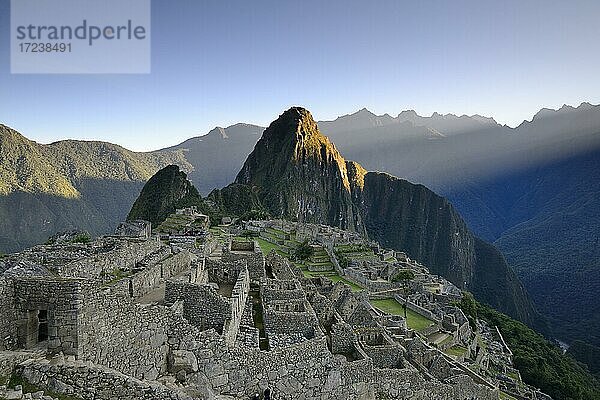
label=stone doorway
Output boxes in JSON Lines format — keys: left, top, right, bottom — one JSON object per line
{"left": 37, "top": 310, "right": 48, "bottom": 342}
{"left": 22, "top": 308, "right": 50, "bottom": 349}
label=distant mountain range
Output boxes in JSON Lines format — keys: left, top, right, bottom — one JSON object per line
{"left": 129, "top": 107, "right": 543, "bottom": 333}
{"left": 1, "top": 102, "right": 599, "bottom": 356}
{"left": 318, "top": 103, "right": 600, "bottom": 351}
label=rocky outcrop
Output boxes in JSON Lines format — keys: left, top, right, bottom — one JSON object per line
{"left": 127, "top": 165, "right": 203, "bottom": 227}
{"left": 233, "top": 107, "right": 364, "bottom": 233}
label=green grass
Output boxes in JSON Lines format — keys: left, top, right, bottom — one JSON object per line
{"left": 507, "top": 370, "right": 520, "bottom": 381}
{"left": 301, "top": 270, "right": 364, "bottom": 292}
{"left": 499, "top": 391, "right": 517, "bottom": 400}
{"left": 306, "top": 261, "right": 333, "bottom": 267}
{"left": 370, "top": 298, "right": 435, "bottom": 331}
{"left": 445, "top": 345, "right": 467, "bottom": 357}
{"left": 255, "top": 238, "right": 286, "bottom": 256}
{"left": 265, "top": 227, "right": 286, "bottom": 236}
{"left": 334, "top": 244, "right": 371, "bottom": 253}
{"left": 328, "top": 275, "right": 364, "bottom": 292}
{"left": 9, "top": 374, "right": 80, "bottom": 400}
{"left": 302, "top": 270, "right": 337, "bottom": 278}
{"left": 440, "top": 335, "right": 454, "bottom": 346}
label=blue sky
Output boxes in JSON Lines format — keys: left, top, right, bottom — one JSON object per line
{"left": 1, "top": 0, "right": 600, "bottom": 151}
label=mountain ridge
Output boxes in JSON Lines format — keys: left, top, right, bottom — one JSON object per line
{"left": 2, "top": 102, "right": 598, "bottom": 356}
{"left": 211, "top": 106, "right": 543, "bottom": 330}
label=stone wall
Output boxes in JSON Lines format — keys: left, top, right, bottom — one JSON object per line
{"left": 331, "top": 322, "right": 359, "bottom": 356}
{"left": 12, "top": 278, "right": 87, "bottom": 356}
{"left": 222, "top": 243, "right": 265, "bottom": 281}
{"left": 165, "top": 281, "right": 231, "bottom": 334}
{"left": 206, "top": 258, "right": 245, "bottom": 285}
{"left": 394, "top": 294, "right": 439, "bottom": 322}
{"left": 16, "top": 358, "right": 197, "bottom": 400}
{"left": 161, "top": 250, "right": 195, "bottom": 279}
{"left": 360, "top": 343, "right": 403, "bottom": 369}
{"left": 172, "top": 332, "right": 374, "bottom": 400}
{"left": 0, "top": 277, "right": 17, "bottom": 350}
{"left": 129, "top": 250, "right": 194, "bottom": 298}
{"left": 344, "top": 268, "right": 402, "bottom": 292}
{"left": 230, "top": 240, "right": 255, "bottom": 252}
{"left": 77, "top": 286, "right": 173, "bottom": 380}
{"left": 263, "top": 309, "right": 319, "bottom": 337}
{"left": 188, "top": 256, "right": 207, "bottom": 283}
{"left": 372, "top": 368, "right": 498, "bottom": 400}
{"left": 223, "top": 266, "right": 250, "bottom": 345}
{"left": 60, "top": 238, "right": 161, "bottom": 279}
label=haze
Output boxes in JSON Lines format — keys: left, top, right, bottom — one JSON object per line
{"left": 1, "top": 0, "right": 600, "bottom": 151}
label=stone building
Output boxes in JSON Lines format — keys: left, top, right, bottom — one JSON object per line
{"left": 0, "top": 220, "right": 549, "bottom": 400}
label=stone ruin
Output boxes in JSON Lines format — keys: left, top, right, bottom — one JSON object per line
{"left": 0, "top": 217, "right": 550, "bottom": 400}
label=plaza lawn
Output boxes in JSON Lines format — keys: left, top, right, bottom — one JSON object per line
{"left": 328, "top": 275, "right": 364, "bottom": 292}
{"left": 255, "top": 238, "right": 285, "bottom": 256}
{"left": 445, "top": 345, "right": 468, "bottom": 357}
{"left": 302, "top": 270, "right": 337, "bottom": 278}
{"left": 370, "top": 298, "right": 435, "bottom": 331}
{"left": 301, "top": 271, "right": 364, "bottom": 292}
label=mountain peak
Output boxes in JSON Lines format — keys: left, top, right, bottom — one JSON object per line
{"left": 207, "top": 126, "right": 228, "bottom": 139}
{"left": 398, "top": 109, "right": 419, "bottom": 119}
{"left": 127, "top": 164, "right": 203, "bottom": 227}
{"left": 281, "top": 106, "right": 320, "bottom": 134}
{"left": 257, "top": 106, "right": 330, "bottom": 156}
{"left": 355, "top": 107, "right": 375, "bottom": 116}
{"left": 234, "top": 107, "right": 361, "bottom": 230}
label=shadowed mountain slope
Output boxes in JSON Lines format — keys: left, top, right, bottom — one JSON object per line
{"left": 0, "top": 124, "right": 191, "bottom": 251}
{"left": 127, "top": 165, "right": 203, "bottom": 227}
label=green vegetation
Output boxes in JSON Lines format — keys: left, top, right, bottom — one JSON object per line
{"left": 392, "top": 269, "right": 415, "bottom": 283}
{"left": 499, "top": 391, "right": 517, "bottom": 400}
{"left": 127, "top": 165, "right": 206, "bottom": 227}
{"left": 334, "top": 244, "right": 374, "bottom": 268}
{"left": 299, "top": 269, "right": 363, "bottom": 292}
{"left": 239, "top": 208, "right": 270, "bottom": 221}
{"left": 370, "top": 298, "right": 434, "bottom": 331}
{"left": 445, "top": 345, "right": 467, "bottom": 357}
{"left": 439, "top": 334, "right": 454, "bottom": 346}
{"left": 255, "top": 238, "right": 285, "bottom": 257}
{"left": 71, "top": 232, "right": 91, "bottom": 244}
{"left": 0, "top": 124, "right": 196, "bottom": 253}
{"left": 567, "top": 340, "right": 600, "bottom": 377}
{"left": 293, "top": 240, "right": 315, "bottom": 261}
{"left": 8, "top": 373, "right": 80, "bottom": 400}
{"left": 328, "top": 275, "right": 363, "bottom": 292}
{"left": 458, "top": 292, "right": 600, "bottom": 400}
{"left": 241, "top": 230, "right": 259, "bottom": 238}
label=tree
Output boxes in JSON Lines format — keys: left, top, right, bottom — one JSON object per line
{"left": 392, "top": 270, "right": 415, "bottom": 319}
{"left": 294, "top": 240, "right": 314, "bottom": 261}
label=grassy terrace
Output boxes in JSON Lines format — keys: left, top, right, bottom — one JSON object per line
{"left": 445, "top": 345, "right": 468, "bottom": 357}
{"left": 499, "top": 392, "right": 518, "bottom": 400}
{"left": 254, "top": 233, "right": 362, "bottom": 292}
{"left": 255, "top": 237, "right": 286, "bottom": 256}
{"left": 301, "top": 270, "right": 364, "bottom": 292}
{"left": 370, "top": 298, "right": 435, "bottom": 332}
{"left": 328, "top": 275, "right": 364, "bottom": 291}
